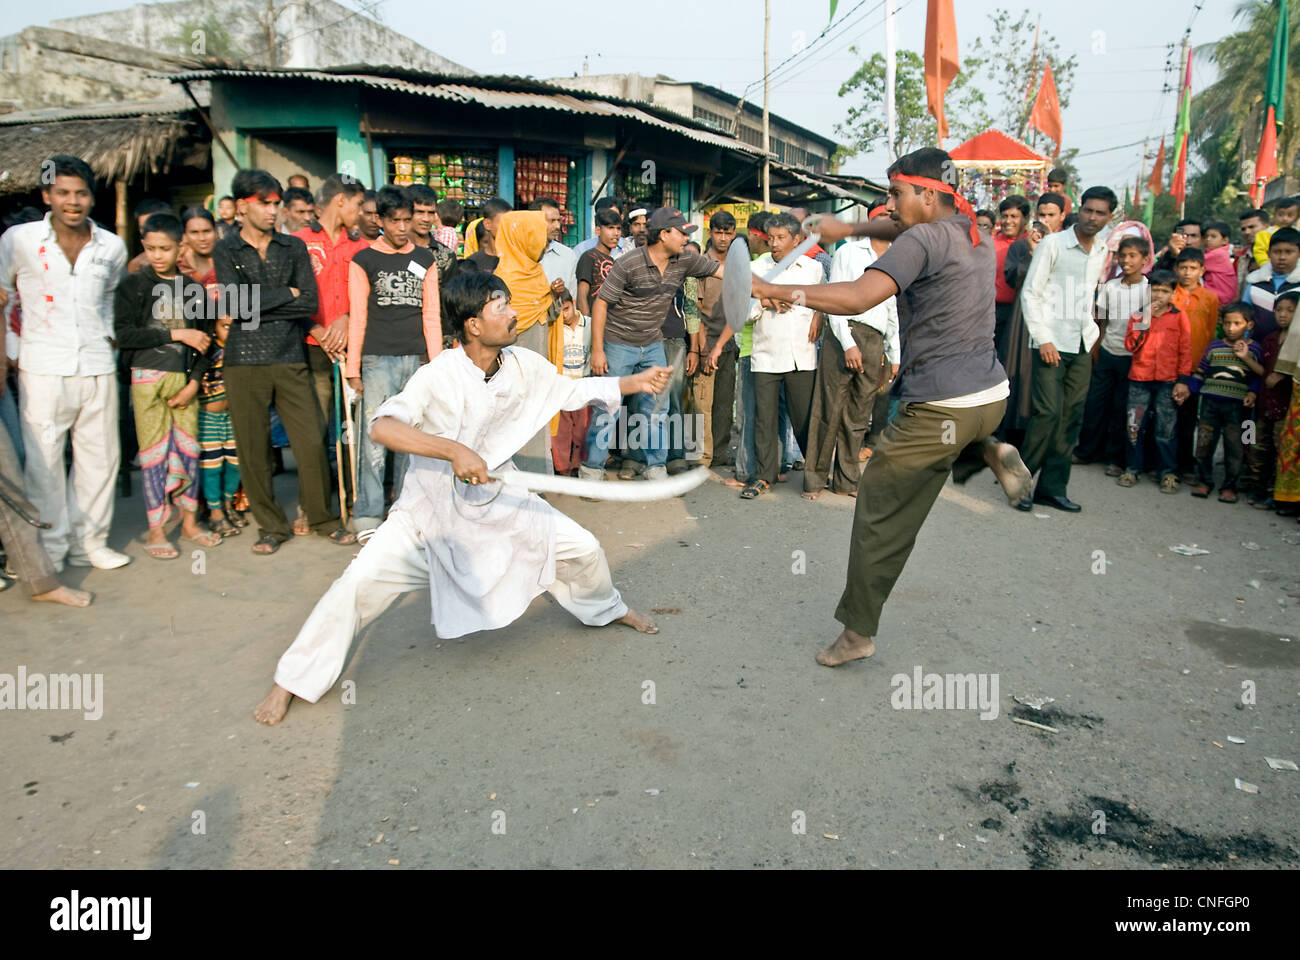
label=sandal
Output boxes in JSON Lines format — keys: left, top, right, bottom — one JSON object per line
{"left": 211, "top": 515, "right": 238, "bottom": 537}
{"left": 181, "top": 531, "right": 223, "bottom": 548}
{"left": 740, "top": 479, "right": 771, "bottom": 499}
{"left": 145, "top": 542, "right": 179, "bottom": 560}
{"left": 225, "top": 503, "right": 248, "bottom": 528}
{"left": 252, "top": 535, "right": 286, "bottom": 555}
{"left": 321, "top": 527, "right": 358, "bottom": 545}
{"left": 1218, "top": 489, "right": 1238, "bottom": 503}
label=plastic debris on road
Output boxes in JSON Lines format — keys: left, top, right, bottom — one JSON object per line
{"left": 1241, "top": 541, "right": 1261, "bottom": 550}
{"left": 1234, "top": 778, "right": 1259, "bottom": 794}
{"left": 1169, "top": 544, "right": 1211, "bottom": 556}
{"left": 1265, "top": 757, "right": 1298, "bottom": 771}
{"left": 1013, "top": 695, "right": 1055, "bottom": 710}
{"left": 1227, "top": 736, "right": 1246, "bottom": 744}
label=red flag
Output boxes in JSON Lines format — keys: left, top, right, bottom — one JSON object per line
{"left": 1028, "top": 61, "right": 1063, "bottom": 150}
{"left": 1253, "top": 105, "right": 1280, "bottom": 204}
{"left": 1146, "top": 138, "right": 1165, "bottom": 197}
{"left": 924, "top": 0, "right": 959, "bottom": 143}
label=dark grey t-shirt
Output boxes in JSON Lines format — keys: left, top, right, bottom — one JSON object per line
{"left": 868, "top": 213, "right": 1006, "bottom": 403}
{"left": 598, "top": 246, "right": 720, "bottom": 347}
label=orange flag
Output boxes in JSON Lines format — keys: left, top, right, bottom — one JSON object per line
{"left": 1028, "top": 61, "right": 1062, "bottom": 150}
{"left": 1146, "top": 138, "right": 1165, "bottom": 197}
{"left": 924, "top": 0, "right": 959, "bottom": 143}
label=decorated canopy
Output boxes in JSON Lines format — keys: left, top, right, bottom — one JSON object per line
{"left": 949, "top": 130, "right": 1051, "bottom": 208}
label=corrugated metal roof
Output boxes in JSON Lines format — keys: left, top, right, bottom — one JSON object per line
{"left": 0, "top": 94, "right": 200, "bottom": 126}
{"left": 155, "top": 68, "right": 769, "bottom": 157}
{"left": 771, "top": 163, "right": 888, "bottom": 204}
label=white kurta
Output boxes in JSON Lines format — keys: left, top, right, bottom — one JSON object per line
{"left": 372, "top": 345, "right": 622, "bottom": 639}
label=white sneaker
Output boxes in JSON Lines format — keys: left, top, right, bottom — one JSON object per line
{"left": 643, "top": 465, "right": 668, "bottom": 482}
{"left": 67, "top": 547, "right": 132, "bottom": 570}
{"left": 577, "top": 465, "right": 605, "bottom": 482}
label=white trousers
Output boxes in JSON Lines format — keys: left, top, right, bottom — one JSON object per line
{"left": 274, "top": 508, "right": 628, "bottom": 702}
{"left": 19, "top": 371, "right": 121, "bottom": 563}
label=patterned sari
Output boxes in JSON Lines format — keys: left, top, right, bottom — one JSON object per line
{"left": 1274, "top": 330, "right": 1300, "bottom": 503}
{"left": 131, "top": 370, "right": 201, "bottom": 527}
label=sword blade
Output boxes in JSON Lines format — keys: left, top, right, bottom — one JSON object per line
{"left": 486, "top": 466, "right": 709, "bottom": 501}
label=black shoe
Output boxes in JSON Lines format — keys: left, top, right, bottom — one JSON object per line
{"left": 1033, "top": 492, "right": 1082, "bottom": 512}
{"left": 1014, "top": 495, "right": 1034, "bottom": 512}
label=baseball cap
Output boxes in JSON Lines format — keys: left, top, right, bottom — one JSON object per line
{"left": 648, "top": 206, "right": 698, "bottom": 234}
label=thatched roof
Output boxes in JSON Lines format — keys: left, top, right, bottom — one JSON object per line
{"left": 0, "top": 114, "right": 203, "bottom": 196}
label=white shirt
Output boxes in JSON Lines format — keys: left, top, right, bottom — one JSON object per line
{"left": 748, "top": 253, "right": 823, "bottom": 374}
{"left": 561, "top": 315, "right": 591, "bottom": 378}
{"left": 0, "top": 214, "right": 126, "bottom": 376}
{"left": 826, "top": 238, "right": 900, "bottom": 364}
{"left": 541, "top": 239, "right": 578, "bottom": 300}
{"left": 1095, "top": 276, "right": 1150, "bottom": 356}
{"left": 373, "top": 345, "right": 620, "bottom": 639}
{"left": 1019, "top": 225, "right": 1110, "bottom": 354}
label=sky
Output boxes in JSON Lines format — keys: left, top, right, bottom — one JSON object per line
{"left": 34, "top": 0, "right": 1244, "bottom": 194}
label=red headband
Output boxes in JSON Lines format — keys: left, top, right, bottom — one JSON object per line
{"left": 868, "top": 204, "right": 889, "bottom": 220}
{"left": 890, "top": 174, "right": 980, "bottom": 246}
{"left": 240, "top": 192, "right": 280, "bottom": 204}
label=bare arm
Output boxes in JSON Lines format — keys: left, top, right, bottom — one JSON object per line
{"left": 590, "top": 297, "right": 609, "bottom": 375}
{"left": 752, "top": 269, "right": 899, "bottom": 318}
{"left": 812, "top": 215, "right": 901, "bottom": 245}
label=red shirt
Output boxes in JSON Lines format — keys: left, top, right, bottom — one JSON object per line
{"left": 294, "top": 221, "right": 369, "bottom": 345}
{"left": 994, "top": 231, "right": 1021, "bottom": 303}
{"left": 1125, "top": 306, "right": 1192, "bottom": 383}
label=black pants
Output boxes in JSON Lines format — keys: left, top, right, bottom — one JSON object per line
{"left": 225, "top": 362, "right": 336, "bottom": 540}
{"left": 1196, "top": 395, "right": 1246, "bottom": 492}
{"left": 710, "top": 349, "right": 737, "bottom": 465}
{"left": 754, "top": 369, "right": 815, "bottom": 484}
{"left": 1020, "top": 347, "right": 1091, "bottom": 498}
{"left": 804, "top": 324, "right": 886, "bottom": 493}
{"left": 1074, "top": 349, "right": 1131, "bottom": 466}
{"left": 1176, "top": 394, "right": 1199, "bottom": 475}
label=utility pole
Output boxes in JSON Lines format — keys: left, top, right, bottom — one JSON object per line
{"left": 762, "top": 0, "right": 771, "bottom": 210}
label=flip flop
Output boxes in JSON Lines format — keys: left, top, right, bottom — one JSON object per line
{"left": 321, "top": 527, "right": 358, "bottom": 545}
{"left": 181, "top": 531, "right": 223, "bottom": 548}
{"left": 211, "top": 516, "right": 238, "bottom": 537}
{"left": 740, "top": 479, "right": 771, "bottom": 499}
{"left": 145, "top": 542, "right": 179, "bottom": 560}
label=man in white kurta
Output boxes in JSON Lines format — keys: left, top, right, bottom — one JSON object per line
{"left": 255, "top": 272, "right": 668, "bottom": 724}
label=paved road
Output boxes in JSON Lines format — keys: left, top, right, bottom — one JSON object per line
{"left": 3, "top": 462, "right": 1297, "bottom": 869}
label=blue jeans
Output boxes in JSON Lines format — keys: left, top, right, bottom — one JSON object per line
{"left": 735, "top": 356, "right": 801, "bottom": 481}
{"left": 355, "top": 354, "right": 423, "bottom": 526}
{"left": 1125, "top": 381, "right": 1177, "bottom": 477}
{"left": 584, "top": 340, "right": 670, "bottom": 470}
{"left": 624, "top": 338, "right": 690, "bottom": 464}
{"left": 0, "top": 381, "right": 23, "bottom": 469}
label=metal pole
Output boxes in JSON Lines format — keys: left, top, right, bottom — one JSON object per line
{"left": 762, "top": 0, "right": 771, "bottom": 209}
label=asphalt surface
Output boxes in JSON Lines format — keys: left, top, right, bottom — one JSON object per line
{"left": 3, "top": 460, "right": 1298, "bottom": 869}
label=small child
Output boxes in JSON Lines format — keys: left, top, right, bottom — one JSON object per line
{"left": 1083, "top": 235, "right": 1150, "bottom": 475}
{"left": 1247, "top": 290, "right": 1296, "bottom": 508}
{"left": 576, "top": 208, "right": 622, "bottom": 317}
{"left": 435, "top": 198, "right": 463, "bottom": 253}
{"left": 1201, "top": 220, "right": 1238, "bottom": 306}
{"left": 1189, "top": 302, "right": 1264, "bottom": 502}
{"left": 1244, "top": 226, "right": 1300, "bottom": 339}
{"left": 1117, "top": 270, "right": 1191, "bottom": 492}
{"left": 551, "top": 299, "right": 593, "bottom": 475}
{"left": 198, "top": 314, "right": 244, "bottom": 535}
{"left": 113, "top": 212, "right": 222, "bottom": 557}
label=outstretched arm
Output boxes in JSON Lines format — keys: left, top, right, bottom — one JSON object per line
{"left": 752, "top": 268, "right": 899, "bottom": 318}
{"left": 369, "top": 417, "right": 490, "bottom": 483}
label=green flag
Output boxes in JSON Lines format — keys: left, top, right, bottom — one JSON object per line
{"left": 1266, "top": 0, "right": 1288, "bottom": 127}
{"left": 830, "top": 0, "right": 839, "bottom": 22}
{"left": 1142, "top": 191, "right": 1154, "bottom": 228}
{"left": 1124, "top": 184, "right": 1131, "bottom": 213}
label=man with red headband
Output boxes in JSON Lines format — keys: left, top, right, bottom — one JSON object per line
{"left": 751, "top": 147, "right": 1031, "bottom": 668}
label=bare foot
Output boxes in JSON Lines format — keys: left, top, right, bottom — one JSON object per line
{"left": 616, "top": 608, "right": 659, "bottom": 634}
{"left": 801, "top": 489, "right": 821, "bottom": 501}
{"left": 815, "top": 628, "right": 876, "bottom": 666}
{"left": 722, "top": 477, "right": 746, "bottom": 488}
{"left": 253, "top": 684, "right": 293, "bottom": 725}
{"left": 983, "top": 438, "right": 1032, "bottom": 505}
{"left": 293, "top": 509, "right": 310, "bottom": 536}
{"left": 32, "top": 585, "right": 93, "bottom": 607}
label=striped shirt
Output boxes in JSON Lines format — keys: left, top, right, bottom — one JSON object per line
{"left": 1189, "top": 338, "right": 1263, "bottom": 402}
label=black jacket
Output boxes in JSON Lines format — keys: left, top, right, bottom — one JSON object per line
{"left": 113, "top": 267, "right": 212, "bottom": 381}
{"left": 212, "top": 229, "right": 319, "bottom": 366}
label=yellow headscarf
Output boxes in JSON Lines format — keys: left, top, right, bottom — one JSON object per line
{"left": 462, "top": 217, "right": 483, "bottom": 257}
{"left": 493, "top": 209, "right": 565, "bottom": 433}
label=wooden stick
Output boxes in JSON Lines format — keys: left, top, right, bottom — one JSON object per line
{"left": 1011, "top": 717, "right": 1059, "bottom": 733}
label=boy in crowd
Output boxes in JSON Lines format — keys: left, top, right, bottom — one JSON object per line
{"left": 126, "top": 198, "right": 173, "bottom": 273}
{"left": 1245, "top": 290, "right": 1295, "bottom": 507}
{"left": 1236, "top": 208, "right": 1269, "bottom": 296}
{"left": 1077, "top": 235, "right": 1150, "bottom": 475}
{"left": 406, "top": 184, "right": 457, "bottom": 283}
{"left": 741, "top": 212, "right": 823, "bottom": 499}
{"left": 435, "top": 198, "right": 463, "bottom": 252}
{"left": 690, "top": 211, "right": 739, "bottom": 472}
{"left": 1047, "top": 168, "right": 1072, "bottom": 212}
{"left": 199, "top": 314, "right": 243, "bottom": 536}
{"left": 1115, "top": 270, "right": 1190, "bottom": 492}
{"left": 1189, "top": 302, "right": 1264, "bottom": 501}
{"left": 552, "top": 282, "right": 592, "bottom": 475}
{"left": 975, "top": 210, "right": 995, "bottom": 235}
{"left": 359, "top": 189, "right": 382, "bottom": 242}
{"left": 1243, "top": 226, "right": 1300, "bottom": 339}
{"left": 217, "top": 195, "right": 240, "bottom": 239}
{"left": 345, "top": 186, "right": 442, "bottom": 533}
{"left": 1251, "top": 195, "right": 1300, "bottom": 268}
{"left": 1201, "top": 220, "right": 1237, "bottom": 305}
{"left": 576, "top": 208, "right": 622, "bottom": 316}
{"left": 112, "top": 212, "right": 223, "bottom": 556}
{"left": 1172, "top": 246, "right": 1221, "bottom": 477}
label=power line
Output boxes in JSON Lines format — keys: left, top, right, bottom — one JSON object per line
{"left": 740, "top": 0, "right": 880, "bottom": 99}
{"left": 769, "top": 0, "right": 914, "bottom": 96}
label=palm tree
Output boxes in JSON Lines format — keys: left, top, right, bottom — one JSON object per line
{"left": 1194, "top": 0, "right": 1299, "bottom": 202}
